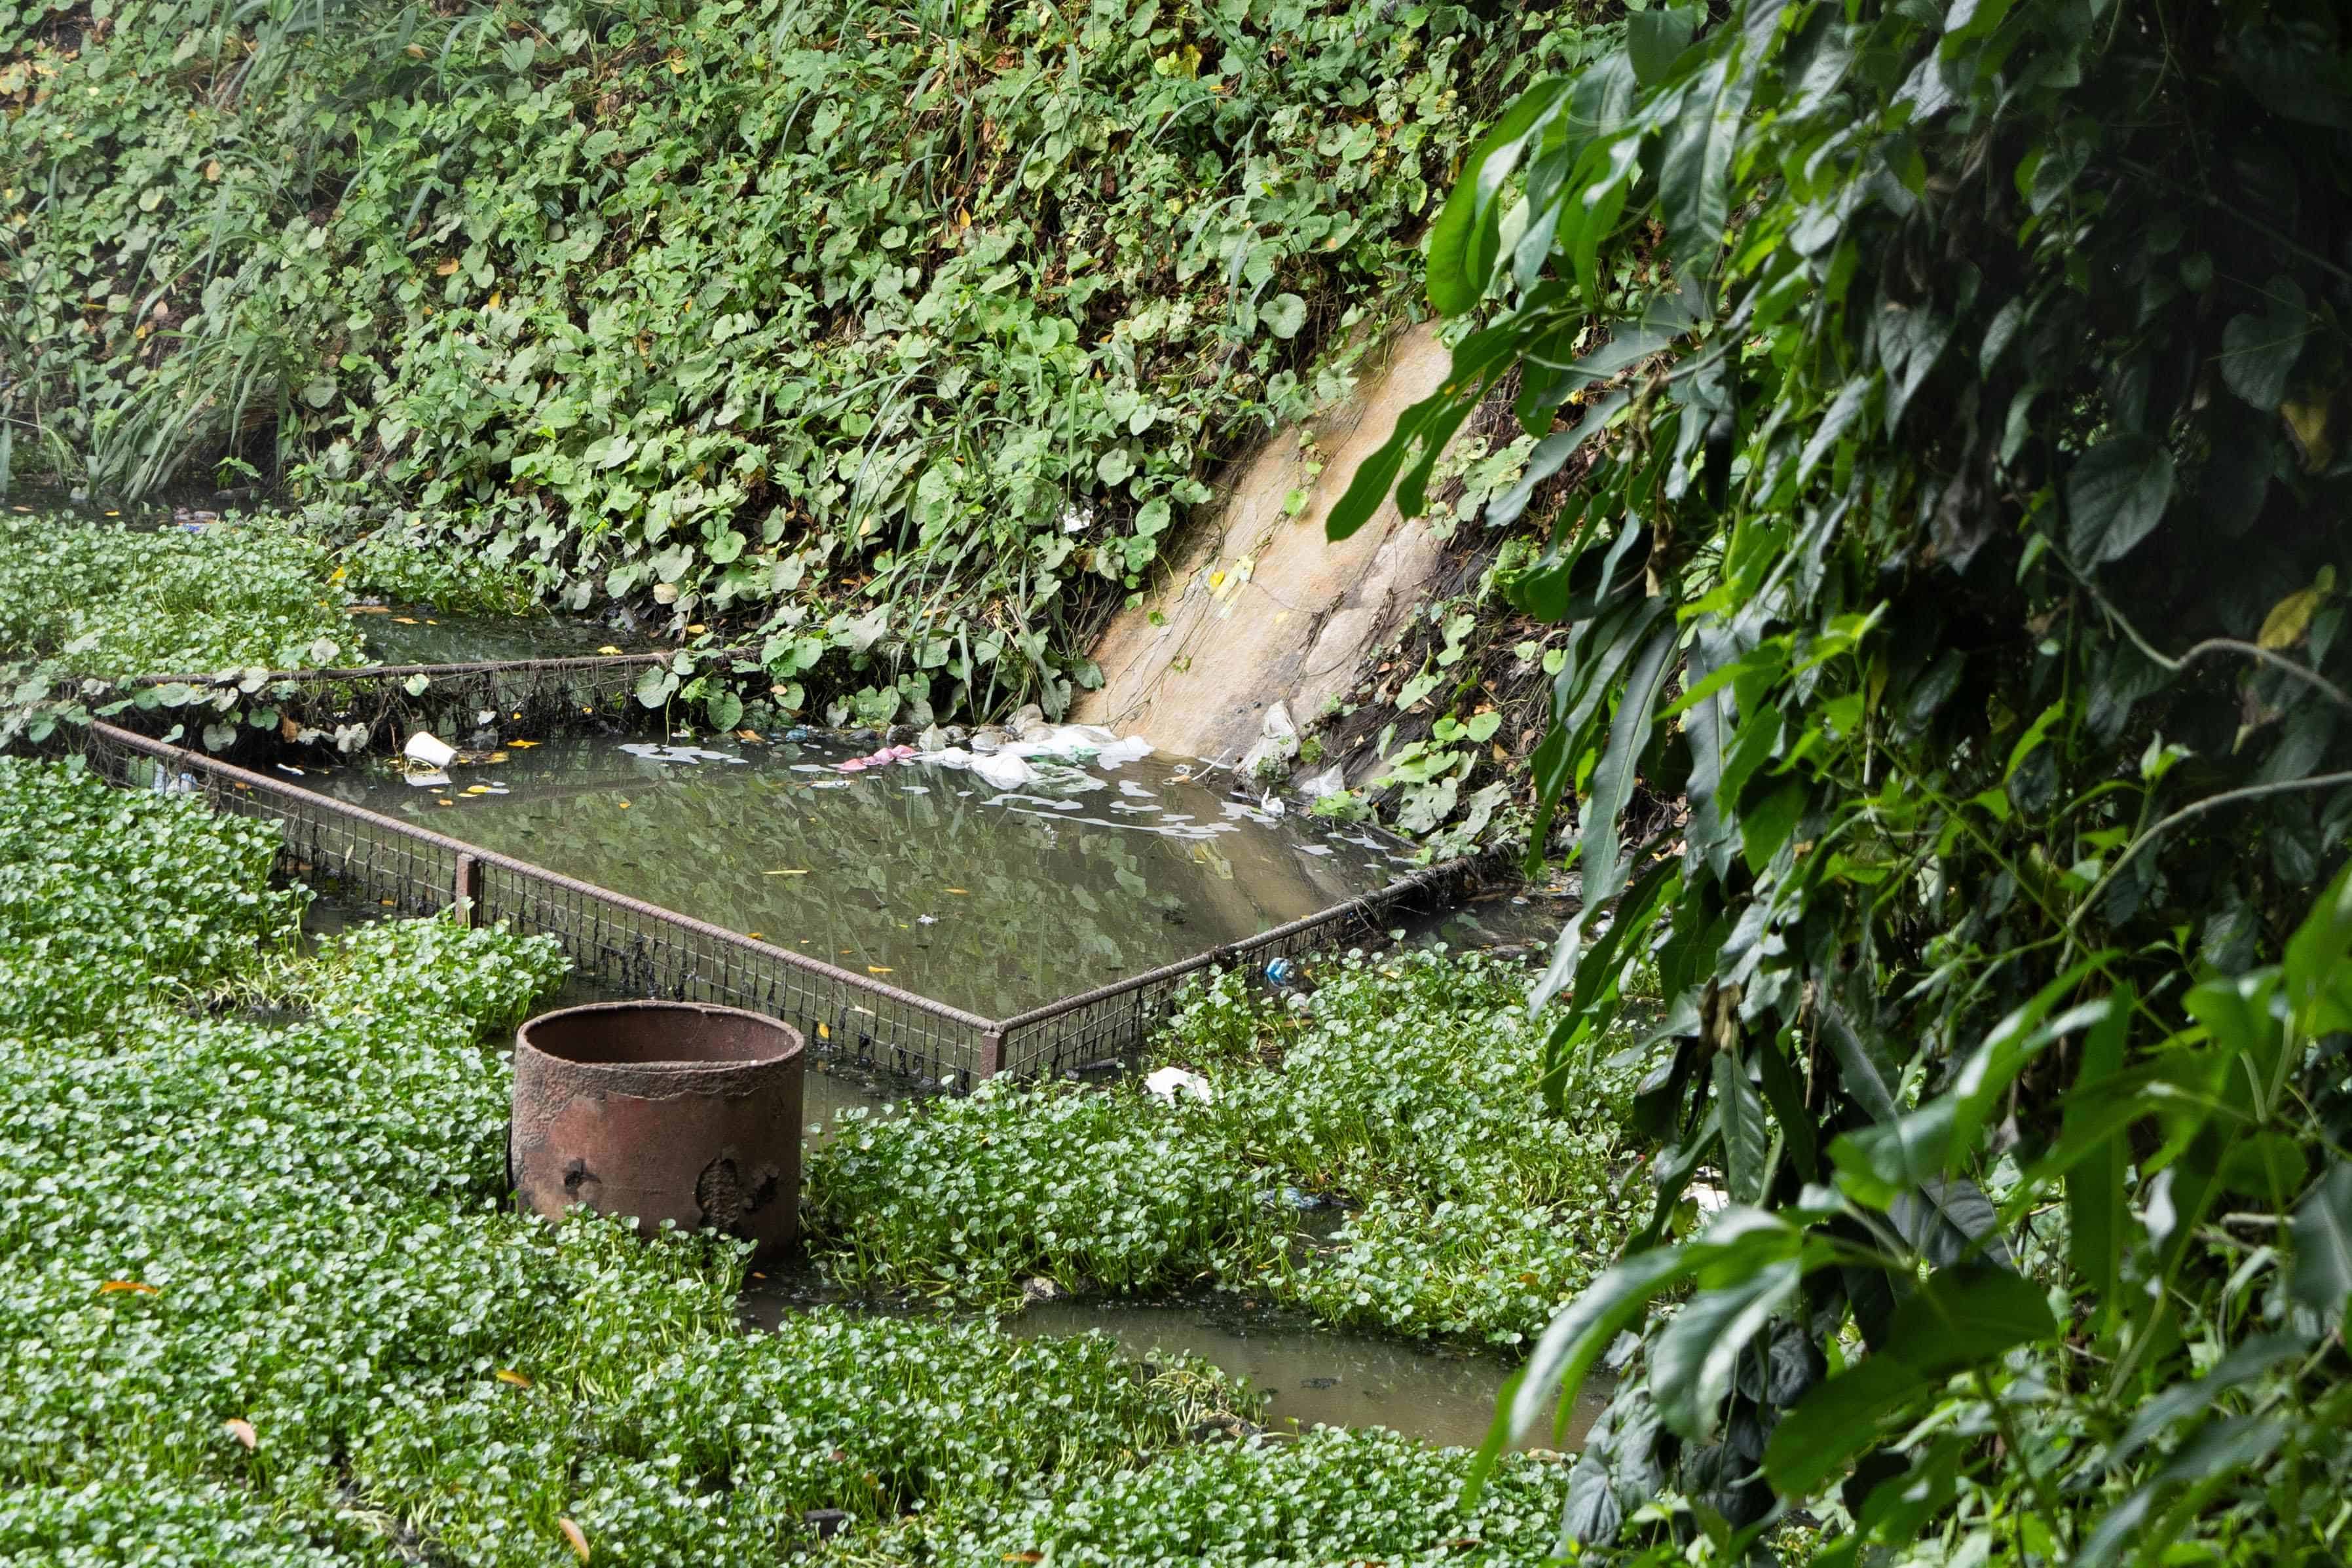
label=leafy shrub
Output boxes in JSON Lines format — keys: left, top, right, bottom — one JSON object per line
{"left": 0, "top": 753, "right": 299, "bottom": 1032}
{"left": 808, "top": 1078, "right": 1280, "bottom": 1301}
{"left": 807, "top": 951, "right": 1645, "bottom": 1343}
{"left": 0, "top": 513, "right": 356, "bottom": 678}
{"left": 3, "top": 0, "right": 1613, "bottom": 728}
{"left": 337, "top": 508, "right": 550, "bottom": 617}
{"left": 872, "top": 1425, "right": 1575, "bottom": 1567}
{"left": 1338, "top": 0, "right": 2352, "bottom": 1558}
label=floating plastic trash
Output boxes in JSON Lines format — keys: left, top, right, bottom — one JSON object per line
{"left": 1143, "top": 1066, "right": 1214, "bottom": 1106}
{"left": 402, "top": 730, "right": 457, "bottom": 768}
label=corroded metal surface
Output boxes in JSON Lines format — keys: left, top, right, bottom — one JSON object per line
{"left": 511, "top": 1001, "right": 806, "bottom": 1259}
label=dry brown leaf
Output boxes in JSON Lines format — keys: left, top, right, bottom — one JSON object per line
{"left": 434, "top": 259, "right": 458, "bottom": 276}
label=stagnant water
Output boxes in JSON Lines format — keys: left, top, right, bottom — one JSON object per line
{"left": 350, "top": 606, "right": 644, "bottom": 667}
{"left": 289, "top": 732, "right": 1421, "bottom": 1017}
{"left": 737, "top": 1277, "right": 1607, "bottom": 1452}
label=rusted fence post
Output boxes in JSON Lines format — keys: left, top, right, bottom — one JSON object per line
{"left": 453, "top": 852, "right": 481, "bottom": 928}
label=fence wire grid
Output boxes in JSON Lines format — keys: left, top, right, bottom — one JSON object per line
{"left": 76, "top": 669, "right": 1482, "bottom": 1086}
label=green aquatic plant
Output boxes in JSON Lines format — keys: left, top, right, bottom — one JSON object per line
{"left": 0, "top": 754, "right": 1568, "bottom": 1567}
{"left": 806, "top": 951, "right": 1647, "bottom": 1343}
{"left": 0, "top": 512, "right": 357, "bottom": 678}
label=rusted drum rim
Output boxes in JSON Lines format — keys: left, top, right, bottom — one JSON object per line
{"left": 514, "top": 999, "right": 806, "bottom": 1090}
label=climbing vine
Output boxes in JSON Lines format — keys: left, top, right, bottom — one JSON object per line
{"left": 1338, "top": 0, "right": 2352, "bottom": 1559}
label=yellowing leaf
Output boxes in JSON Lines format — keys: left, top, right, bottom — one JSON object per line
{"left": 508, "top": 739, "right": 540, "bottom": 749}
{"left": 596, "top": 645, "right": 624, "bottom": 656}
{"left": 616, "top": 800, "right": 631, "bottom": 810}
{"left": 204, "top": 159, "right": 222, "bottom": 181}
{"left": 817, "top": 1022, "right": 830, "bottom": 1039}
{"left": 559, "top": 1518, "right": 591, "bottom": 1563}
{"left": 392, "top": 616, "right": 419, "bottom": 624}
{"left": 223, "top": 1418, "right": 257, "bottom": 1450}
{"left": 2260, "top": 587, "right": 2323, "bottom": 650}
{"left": 685, "top": 624, "right": 707, "bottom": 633}
{"left": 944, "top": 887, "right": 969, "bottom": 895}
{"left": 495, "top": 1369, "right": 532, "bottom": 1388}
{"left": 762, "top": 868, "right": 810, "bottom": 876}
{"left": 434, "top": 258, "right": 458, "bottom": 276}
{"left": 868, "top": 965, "right": 893, "bottom": 975}
{"left": 746, "top": 932, "right": 764, "bottom": 941}
{"left": 488, "top": 290, "right": 502, "bottom": 309}
{"left": 98, "top": 1279, "right": 157, "bottom": 1295}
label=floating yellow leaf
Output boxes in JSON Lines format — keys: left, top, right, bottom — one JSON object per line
{"left": 596, "top": 645, "right": 624, "bottom": 656}
{"left": 98, "top": 1279, "right": 157, "bottom": 1295}
{"left": 392, "top": 616, "right": 418, "bottom": 625}
{"left": 495, "top": 1369, "right": 532, "bottom": 1388}
{"left": 736, "top": 729, "right": 762, "bottom": 741}
{"left": 559, "top": 1518, "right": 591, "bottom": 1563}
{"left": 488, "top": 752, "right": 509, "bottom": 762}
{"left": 223, "top": 1418, "right": 257, "bottom": 1450}
{"left": 867, "top": 965, "right": 893, "bottom": 975}
{"left": 509, "top": 739, "right": 540, "bottom": 749}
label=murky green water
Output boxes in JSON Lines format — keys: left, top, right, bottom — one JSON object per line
{"left": 350, "top": 607, "right": 643, "bottom": 667}
{"left": 737, "top": 1275, "right": 1606, "bottom": 1451}
{"left": 289, "top": 732, "right": 1420, "bottom": 1018}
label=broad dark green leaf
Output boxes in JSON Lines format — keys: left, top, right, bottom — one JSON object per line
{"left": 1885, "top": 1265, "right": 2053, "bottom": 1376}
{"left": 1763, "top": 1354, "right": 1927, "bottom": 1493}
{"left": 2065, "top": 984, "right": 2133, "bottom": 1314}
{"left": 1716, "top": 1051, "right": 1769, "bottom": 1204}
{"left": 2287, "top": 1161, "right": 2352, "bottom": 1327}
{"left": 1650, "top": 1258, "right": 1802, "bottom": 1439}
{"left": 2064, "top": 434, "right": 2176, "bottom": 565}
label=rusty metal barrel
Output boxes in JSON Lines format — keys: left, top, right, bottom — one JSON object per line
{"left": 511, "top": 1001, "right": 805, "bottom": 1260}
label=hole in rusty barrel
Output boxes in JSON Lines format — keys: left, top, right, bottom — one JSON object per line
{"left": 512, "top": 1001, "right": 806, "bottom": 1261}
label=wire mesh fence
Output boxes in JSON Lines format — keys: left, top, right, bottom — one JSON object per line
{"left": 114, "top": 648, "right": 760, "bottom": 762}
{"left": 75, "top": 693, "right": 1485, "bottom": 1089}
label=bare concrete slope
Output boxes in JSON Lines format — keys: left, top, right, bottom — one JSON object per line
{"left": 1074, "top": 325, "right": 1453, "bottom": 768}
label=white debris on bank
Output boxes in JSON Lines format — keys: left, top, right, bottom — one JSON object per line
{"left": 1143, "top": 1066, "right": 1214, "bottom": 1106}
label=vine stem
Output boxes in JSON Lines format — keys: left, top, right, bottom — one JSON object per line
{"left": 2067, "top": 770, "right": 2352, "bottom": 935}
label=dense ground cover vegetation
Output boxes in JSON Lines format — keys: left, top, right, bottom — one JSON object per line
{"left": 0, "top": 755, "right": 1594, "bottom": 1565}
{"left": 3, "top": 0, "right": 1613, "bottom": 732}
{"left": 808, "top": 952, "right": 1645, "bottom": 1344}
{"left": 1335, "top": 0, "right": 2352, "bottom": 1560}
{"left": 0, "top": 512, "right": 357, "bottom": 679}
